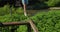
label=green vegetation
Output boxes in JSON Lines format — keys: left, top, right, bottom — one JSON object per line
{"left": 0, "top": 14, "right": 27, "bottom": 22}
{"left": 0, "top": 5, "right": 24, "bottom": 16}
{"left": 31, "top": 10, "right": 60, "bottom": 32}
{"left": 0, "top": 0, "right": 60, "bottom": 32}
{"left": 47, "top": 0, "right": 60, "bottom": 6}
{"left": 0, "top": 8, "right": 60, "bottom": 32}
{"left": 28, "top": 0, "right": 60, "bottom": 9}
{"left": 0, "top": 5, "right": 28, "bottom": 32}
{"left": 0, "top": 5, "right": 28, "bottom": 22}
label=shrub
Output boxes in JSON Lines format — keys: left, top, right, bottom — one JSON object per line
{"left": 0, "top": 5, "right": 24, "bottom": 16}
{"left": 47, "top": 0, "right": 60, "bottom": 6}
{"left": 0, "top": 14, "right": 27, "bottom": 22}
{"left": 0, "top": 14, "right": 27, "bottom": 32}
{"left": 0, "top": 5, "right": 26, "bottom": 32}
{"left": 0, "top": 10, "right": 60, "bottom": 32}
{"left": 0, "top": 5, "right": 10, "bottom": 15}
{"left": 31, "top": 10, "right": 60, "bottom": 32}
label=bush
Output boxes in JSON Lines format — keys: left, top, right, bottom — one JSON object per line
{"left": 0, "top": 5, "right": 10, "bottom": 15}
{"left": 0, "top": 14, "right": 28, "bottom": 32}
{"left": 0, "top": 14, "right": 27, "bottom": 22}
{"left": 0, "top": 10, "right": 60, "bottom": 32}
{"left": 0, "top": 5, "right": 26, "bottom": 32}
{"left": 47, "top": 0, "right": 60, "bottom": 6}
{"left": 31, "top": 10, "right": 60, "bottom": 32}
{"left": 0, "top": 5, "right": 24, "bottom": 16}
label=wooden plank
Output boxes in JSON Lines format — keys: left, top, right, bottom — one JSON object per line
{"left": 49, "top": 7, "right": 60, "bottom": 9}
{"left": 2, "top": 22, "right": 29, "bottom": 26}
{"left": 1, "top": 20, "right": 39, "bottom": 32}
{"left": 28, "top": 20, "right": 39, "bottom": 32}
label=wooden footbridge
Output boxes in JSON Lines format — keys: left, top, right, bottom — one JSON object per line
{"left": 0, "top": 19, "right": 39, "bottom": 32}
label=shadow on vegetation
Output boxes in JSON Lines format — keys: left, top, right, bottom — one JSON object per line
{"left": 0, "top": 0, "right": 23, "bottom": 8}
{"left": 27, "top": 0, "right": 49, "bottom": 10}
{"left": 55, "top": 2, "right": 60, "bottom": 7}
{"left": 0, "top": 0, "right": 49, "bottom": 10}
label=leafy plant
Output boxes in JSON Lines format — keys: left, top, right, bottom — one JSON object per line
{"left": 47, "top": 0, "right": 60, "bottom": 6}
{"left": 31, "top": 10, "right": 60, "bottom": 32}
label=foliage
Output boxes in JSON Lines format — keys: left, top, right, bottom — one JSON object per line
{"left": 0, "top": 5, "right": 27, "bottom": 32}
{"left": 31, "top": 10, "right": 60, "bottom": 32}
{"left": 0, "top": 9, "right": 60, "bottom": 32}
{"left": 29, "top": 0, "right": 60, "bottom": 7}
{"left": 0, "top": 14, "right": 27, "bottom": 32}
{"left": 0, "top": 4, "right": 26, "bottom": 22}
{"left": 0, "top": 4, "right": 60, "bottom": 32}
{"left": 17, "top": 25, "right": 27, "bottom": 32}
{"left": 28, "top": 0, "right": 60, "bottom": 8}
{"left": 0, "top": 5, "right": 24, "bottom": 16}
{"left": 0, "top": 5, "right": 10, "bottom": 16}
{"left": 0, "top": 14, "right": 27, "bottom": 22}
{"left": 46, "top": 0, "right": 60, "bottom": 6}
